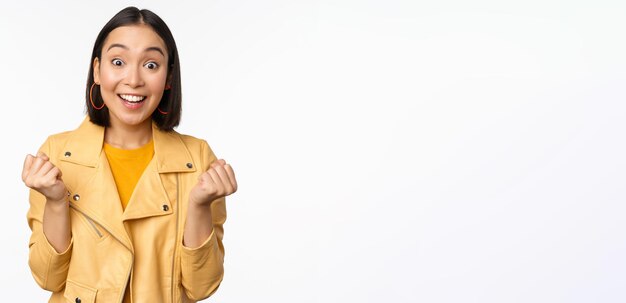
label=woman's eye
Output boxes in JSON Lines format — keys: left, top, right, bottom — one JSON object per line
{"left": 145, "top": 62, "right": 159, "bottom": 70}
{"left": 111, "top": 59, "right": 124, "bottom": 66}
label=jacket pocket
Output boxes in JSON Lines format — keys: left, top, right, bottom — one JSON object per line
{"left": 83, "top": 214, "right": 104, "bottom": 238}
{"left": 70, "top": 207, "right": 108, "bottom": 242}
{"left": 64, "top": 280, "right": 97, "bottom": 303}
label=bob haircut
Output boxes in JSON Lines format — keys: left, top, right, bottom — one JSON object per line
{"left": 85, "top": 6, "right": 182, "bottom": 131}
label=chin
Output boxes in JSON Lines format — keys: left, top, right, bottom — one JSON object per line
{"left": 112, "top": 112, "right": 152, "bottom": 127}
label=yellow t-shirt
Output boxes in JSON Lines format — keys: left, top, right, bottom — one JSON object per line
{"left": 103, "top": 139, "right": 154, "bottom": 210}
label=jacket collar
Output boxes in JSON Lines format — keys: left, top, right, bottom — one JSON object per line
{"left": 60, "top": 116, "right": 196, "bottom": 173}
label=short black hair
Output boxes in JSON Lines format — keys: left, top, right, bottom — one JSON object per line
{"left": 85, "top": 6, "right": 182, "bottom": 131}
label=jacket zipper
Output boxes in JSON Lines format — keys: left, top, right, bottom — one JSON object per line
{"left": 68, "top": 204, "right": 134, "bottom": 303}
{"left": 83, "top": 214, "right": 103, "bottom": 238}
{"left": 171, "top": 174, "right": 180, "bottom": 302}
{"left": 67, "top": 186, "right": 103, "bottom": 239}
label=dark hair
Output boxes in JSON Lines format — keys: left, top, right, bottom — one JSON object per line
{"left": 86, "top": 6, "right": 181, "bottom": 131}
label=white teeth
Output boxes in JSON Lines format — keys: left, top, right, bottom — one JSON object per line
{"left": 119, "top": 94, "right": 146, "bottom": 102}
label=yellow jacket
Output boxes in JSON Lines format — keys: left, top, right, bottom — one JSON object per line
{"left": 27, "top": 117, "right": 226, "bottom": 303}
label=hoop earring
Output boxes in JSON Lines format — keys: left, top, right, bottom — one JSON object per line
{"left": 89, "top": 83, "right": 105, "bottom": 110}
{"left": 157, "top": 104, "right": 170, "bottom": 115}
{"left": 159, "top": 84, "right": 171, "bottom": 114}
{"left": 157, "top": 107, "right": 169, "bottom": 115}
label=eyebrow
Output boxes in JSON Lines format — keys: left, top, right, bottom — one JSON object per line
{"left": 106, "top": 43, "right": 165, "bottom": 57}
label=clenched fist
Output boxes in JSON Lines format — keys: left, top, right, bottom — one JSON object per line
{"left": 22, "top": 152, "right": 67, "bottom": 203}
{"left": 189, "top": 159, "right": 237, "bottom": 206}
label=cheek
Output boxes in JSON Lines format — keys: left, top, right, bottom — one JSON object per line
{"left": 146, "top": 73, "right": 168, "bottom": 93}
{"left": 149, "top": 71, "right": 168, "bottom": 86}
{"left": 99, "top": 68, "right": 122, "bottom": 90}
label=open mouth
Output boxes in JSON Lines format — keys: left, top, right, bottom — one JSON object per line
{"left": 118, "top": 94, "right": 146, "bottom": 103}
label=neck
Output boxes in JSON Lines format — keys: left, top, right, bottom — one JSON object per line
{"left": 104, "top": 119, "right": 153, "bottom": 149}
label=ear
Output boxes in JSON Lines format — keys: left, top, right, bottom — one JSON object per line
{"left": 165, "top": 72, "right": 173, "bottom": 90}
{"left": 93, "top": 57, "right": 101, "bottom": 84}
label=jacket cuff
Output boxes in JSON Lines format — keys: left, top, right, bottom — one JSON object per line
{"left": 180, "top": 229, "right": 221, "bottom": 272}
{"left": 179, "top": 229, "right": 224, "bottom": 300}
{"left": 42, "top": 232, "right": 73, "bottom": 257}
{"left": 29, "top": 231, "right": 73, "bottom": 291}
{"left": 181, "top": 229, "right": 215, "bottom": 252}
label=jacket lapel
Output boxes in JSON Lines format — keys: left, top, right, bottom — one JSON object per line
{"left": 122, "top": 122, "right": 197, "bottom": 221}
{"left": 59, "top": 117, "right": 198, "bottom": 227}
{"left": 59, "top": 117, "right": 131, "bottom": 249}
{"left": 121, "top": 158, "right": 173, "bottom": 221}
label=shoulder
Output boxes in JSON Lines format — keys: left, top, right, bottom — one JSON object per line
{"left": 46, "top": 130, "right": 74, "bottom": 142}
{"left": 37, "top": 116, "right": 102, "bottom": 150}
{"left": 176, "top": 132, "right": 216, "bottom": 157}
{"left": 38, "top": 130, "right": 74, "bottom": 154}
{"left": 177, "top": 132, "right": 206, "bottom": 148}
{"left": 171, "top": 132, "right": 218, "bottom": 170}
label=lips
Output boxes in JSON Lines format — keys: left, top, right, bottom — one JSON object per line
{"left": 117, "top": 94, "right": 147, "bottom": 109}
{"left": 118, "top": 94, "right": 146, "bottom": 103}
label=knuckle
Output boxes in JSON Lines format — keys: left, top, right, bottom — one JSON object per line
{"left": 43, "top": 178, "right": 54, "bottom": 186}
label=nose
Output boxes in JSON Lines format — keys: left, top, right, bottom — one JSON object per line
{"left": 124, "top": 65, "right": 144, "bottom": 88}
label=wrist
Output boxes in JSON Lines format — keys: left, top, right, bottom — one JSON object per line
{"left": 45, "top": 199, "right": 69, "bottom": 214}
{"left": 187, "top": 200, "right": 213, "bottom": 217}
{"left": 46, "top": 191, "right": 69, "bottom": 207}
{"left": 188, "top": 200, "right": 212, "bottom": 210}
{"left": 189, "top": 195, "right": 216, "bottom": 207}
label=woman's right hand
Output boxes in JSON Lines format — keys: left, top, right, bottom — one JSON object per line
{"left": 22, "top": 152, "right": 67, "bottom": 203}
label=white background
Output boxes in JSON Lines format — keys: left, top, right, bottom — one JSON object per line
{"left": 1, "top": 0, "right": 625, "bottom": 302}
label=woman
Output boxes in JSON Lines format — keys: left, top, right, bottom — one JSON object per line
{"left": 21, "top": 7, "right": 237, "bottom": 303}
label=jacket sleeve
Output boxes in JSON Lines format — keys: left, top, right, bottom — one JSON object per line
{"left": 26, "top": 136, "right": 73, "bottom": 292}
{"left": 180, "top": 140, "right": 227, "bottom": 300}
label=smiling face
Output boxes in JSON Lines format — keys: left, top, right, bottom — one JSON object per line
{"left": 93, "top": 24, "right": 169, "bottom": 130}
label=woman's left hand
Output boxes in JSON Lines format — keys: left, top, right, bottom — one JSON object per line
{"left": 189, "top": 159, "right": 238, "bottom": 206}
